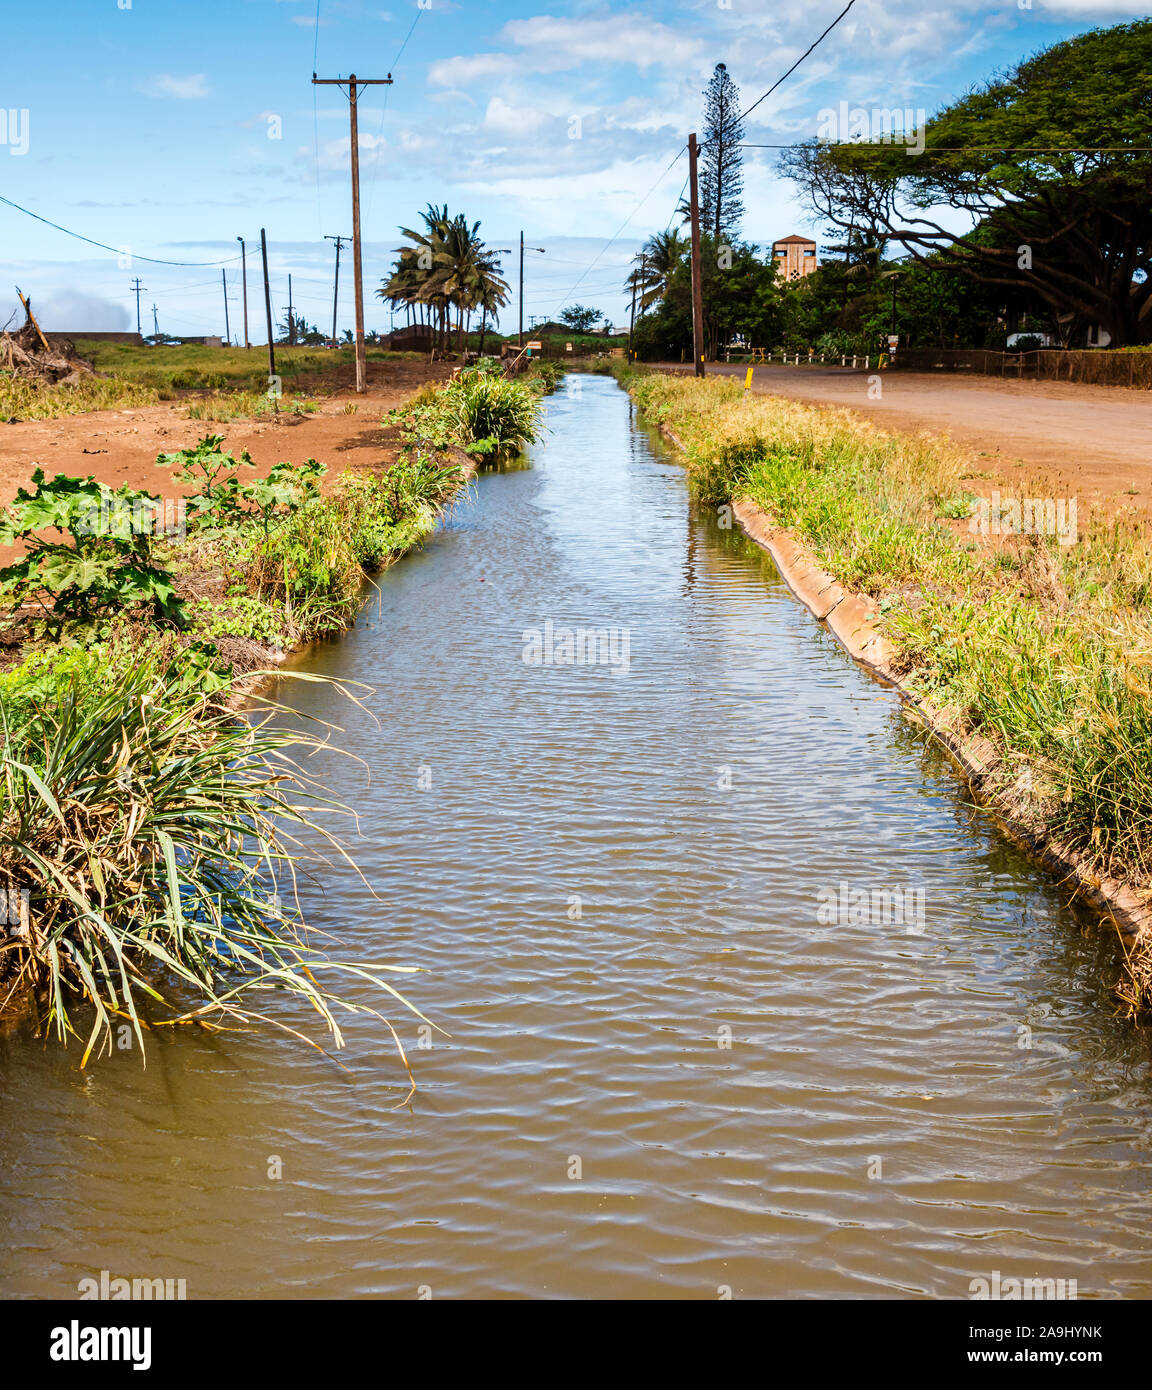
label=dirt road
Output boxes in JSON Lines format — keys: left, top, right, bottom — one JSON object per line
{"left": 661, "top": 362, "right": 1152, "bottom": 513}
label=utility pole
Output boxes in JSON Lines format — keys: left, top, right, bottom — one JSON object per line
{"left": 237, "top": 236, "right": 250, "bottom": 348}
{"left": 222, "top": 269, "right": 231, "bottom": 346}
{"left": 313, "top": 71, "right": 393, "bottom": 393}
{"left": 518, "top": 231, "right": 546, "bottom": 347}
{"left": 688, "top": 132, "right": 705, "bottom": 378}
{"left": 130, "top": 277, "right": 147, "bottom": 337}
{"left": 152, "top": 304, "right": 159, "bottom": 341}
{"left": 260, "top": 227, "right": 276, "bottom": 380}
{"left": 324, "top": 234, "right": 348, "bottom": 347}
{"left": 287, "top": 273, "right": 294, "bottom": 345}
{"left": 628, "top": 254, "right": 645, "bottom": 358}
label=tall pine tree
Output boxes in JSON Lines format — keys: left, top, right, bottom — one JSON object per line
{"left": 700, "top": 63, "right": 745, "bottom": 241}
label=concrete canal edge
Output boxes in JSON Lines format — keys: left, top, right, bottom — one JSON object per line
{"left": 658, "top": 422, "right": 1152, "bottom": 953}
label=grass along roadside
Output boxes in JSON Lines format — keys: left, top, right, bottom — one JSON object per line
{"left": 0, "top": 366, "right": 548, "bottom": 1067}
{"left": 625, "top": 367, "right": 1152, "bottom": 1013}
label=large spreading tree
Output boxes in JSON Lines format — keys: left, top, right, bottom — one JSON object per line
{"left": 780, "top": 21, "right": 1152, "bottom": 345}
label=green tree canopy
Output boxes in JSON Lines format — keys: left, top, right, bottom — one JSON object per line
{"left": 780, "top": 21, "right": 1152, "bottom": 344}
{"left": 380, "top": 204, "right": 509, "bottom": 352}
{"left": 558, "top": 304, "right": 604, "bottom": 332}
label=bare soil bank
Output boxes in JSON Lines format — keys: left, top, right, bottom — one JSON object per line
{"left": 0, "top": 357, "right": 451, "bottom": 540}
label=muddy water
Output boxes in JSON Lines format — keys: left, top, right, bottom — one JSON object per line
{"left": 3, "top": 374, "right": 1152, "bottom": 1300}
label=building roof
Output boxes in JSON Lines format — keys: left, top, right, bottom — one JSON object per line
{"left": 772, "top": 234, "right": 817, "bottom": 246}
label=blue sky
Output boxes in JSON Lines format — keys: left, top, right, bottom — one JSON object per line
{"left": 0, "top": 0, "right": 1140, "bottom": 340}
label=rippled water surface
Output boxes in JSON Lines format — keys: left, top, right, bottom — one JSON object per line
{"left": 3, "top": 375, "right": 1152, "bottom": 1299}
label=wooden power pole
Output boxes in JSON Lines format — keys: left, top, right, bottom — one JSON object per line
{"left": 312, "top": 72, "right": 393, "bottom": 393}
{"left": 325, "top": 234, "right": 349, "bottom": 347}
{"left": 260, "top": 227, "right": 276, "bottom": 381}
{"left": 688, "top": 132, "right": 705, "bottom": 378}
{"left": 517, "top": 231, "right": 546, "bottom": 348}
{"left": 628, "top": 253, "right": 646, "bottom": 359}
{"left": 130, "top": 277, "right": 147, "bottom": 337}
{"left": 237, "top": 236, "right": 250, "bottom": 348}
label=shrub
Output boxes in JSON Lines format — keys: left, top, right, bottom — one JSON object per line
{"left": 0, "top": 470, "right": 185, "bottom": 635}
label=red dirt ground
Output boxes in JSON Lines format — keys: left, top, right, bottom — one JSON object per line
{"left": 0, "top": 359, "right": 451, "bottom": 540}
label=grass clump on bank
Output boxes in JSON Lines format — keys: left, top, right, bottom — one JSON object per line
{"left": 388, "top": 359, "right": 556, "bottom": 461}
{"left": 629, "top": 370, "right": 1152, "bottom": 1012}
{"left": 0, "top": 636, "right": 426, "bottom": 1073}
{"left": 184, "top": 390, "right": 318, "bottom": 422}
{"left": 0, "top": 412, "right": 475, "bottom": 1065}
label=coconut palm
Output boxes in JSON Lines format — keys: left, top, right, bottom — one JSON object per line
{"left": 380, "top": 206, "right": 509, "bottom": 354}
{"left": 626, "top": 229, "right": 689, "bottom": 312}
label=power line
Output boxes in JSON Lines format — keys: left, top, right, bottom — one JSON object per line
{"left": 585, "top": 4, "right": 859, "bottom": 299}
{"left": 149, "top": 277, "right": 231, "bottom": 297}
{"left": 0, "top": 193, "right": 243, "bottom": 266}
{"left": 366, "top": 3, "right": 427, "bottom": 222}
{"left": 706, "top": 0, "right": 858, "bottom": 149}
{"left": 390, "top": 5, "right": 425, "bottom": 69}
{"left": 552, "top": 143, "right": 688, "bottom": 312}
{"left": 665, "top": 172, "right": 689, "bottom": 234}
{"left": 312, "top": 0, "right": 324, "bottom": 236}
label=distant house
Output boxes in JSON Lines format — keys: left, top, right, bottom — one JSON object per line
{"left": 772, "top": 235, "right": 818, "bottom": 281}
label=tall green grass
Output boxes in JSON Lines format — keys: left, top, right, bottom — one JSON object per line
{"left": 389, "top": 364, "right": 546, "bottom": 460}
{"left": 0, "top": 642, "right": 426, "bottom": 1073}
{"left": 74, "top": 342, "right": 423, "bottom": 395}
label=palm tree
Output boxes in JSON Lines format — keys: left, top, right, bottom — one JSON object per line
{"left": 380, "top": 205, "right": 509, "bottom": 356}
{"left": 626, "top": 229, "right": 689, "bottom": 311}
{"left": 472, "top": 250, "right": 509, "bottom": 356}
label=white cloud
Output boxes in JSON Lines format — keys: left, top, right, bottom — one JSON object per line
{"left": 140, "top": 73, "right": 210, "bottom": 100}
{"left": 302, "top": 133, "right": 390, "bottom": 173}
{"left": 427, "top": 89, "right": 476, "bottom": 107}
{"left": 1035, "top": 0, "right": 1148, "bottom": 10}
{"left": 504, "top": 14, "right": 705, "bottom": 72}
{"left": 430, "top": 13, "right": 706, "bottom": 87}
{"left": 484, "top": 96, "right": 551, "bottom": 136}
{"left": 429, "top": 53, "right": 517, "bottom": 86}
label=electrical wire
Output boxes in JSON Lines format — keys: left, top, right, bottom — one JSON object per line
{"left": 550, "top": 142, "right": 688, "bottom": 313}
{"left": 553, "top": 4, "right": 859, "bottom": 311}
{"left": 366, "top": 5, "right": 428, "bottom": 222}
{"left": 0, "top": 194, "right": 243, "bottom": 266}
{"left": 704, "top": 0, "right": 858, "bottom": 150}
{"left": 312, "top": 0, "right": 324, "bottom": 235}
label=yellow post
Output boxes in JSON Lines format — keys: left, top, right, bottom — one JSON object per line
{"left": 744, "top": 366, "right": 753, "bottom": 396}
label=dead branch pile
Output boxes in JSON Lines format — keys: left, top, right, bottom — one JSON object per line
{"left": 0, "top": 318, "right": 95, "bottom": 385}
